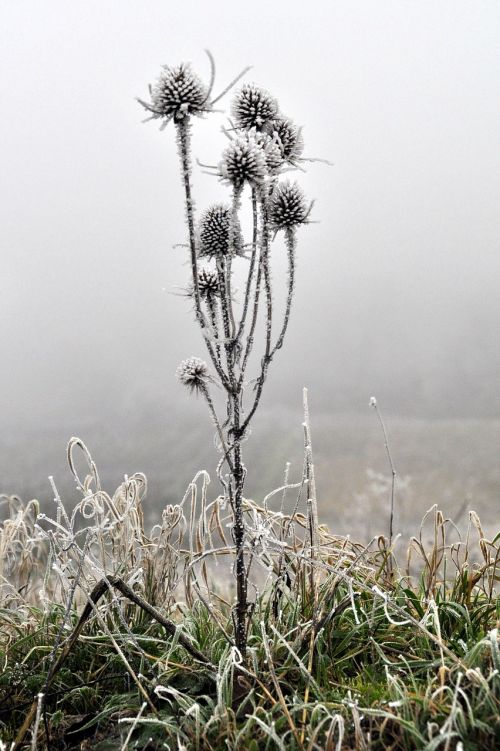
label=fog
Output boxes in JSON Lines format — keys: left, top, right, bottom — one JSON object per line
{"left": 1, "top": 1, "right": 500, "bottom": 534}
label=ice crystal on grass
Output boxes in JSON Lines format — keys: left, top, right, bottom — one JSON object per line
{"left": 176, "top": 357, "right": 212, "bottom": 393}
{"left": 232, "top": 83, "right": 279, "bottom": 130}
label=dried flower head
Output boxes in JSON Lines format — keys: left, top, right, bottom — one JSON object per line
{"left": 252, "top": 129, "right": 284, "bottom": 174}
{"left": 269, "top": 180, "right": 309, "bottom": 230}
{"left": 196, "top": 267, "right": 220, "bottom": 299}
{"left": 266, "top": 116, "right": 304, "bottom": 165}
{"left": 198, "top": 204, "right": 243, "bottom": 258}
{"left": 139, "top": 62, "right": 209, "bottom": 125}
{"left": 176, "top": 357, "right": 211, "bottom": 393}
{"left": 232, "top": 83, "right": 279, "bottom": 130}
{"left": 219, "top": 132, "right": 269, "bottom": 187}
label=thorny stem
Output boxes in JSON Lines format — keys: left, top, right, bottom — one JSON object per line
{"left": 216, "top": 256, "right": 236, "bottom": 388}
{"left": 176, "top": 120, "right": 230, "bottom": 390}
{"left": 239, "top": 247, "right": 263, "bottom": 384}
{"left": 206, "top": 296, "right": 222, "bottom": 368}
{"left": 176, "top": 120, "right": 203, "bottom": 326}
{"left": 226, "top": 185, "right": 243, "bottom": 340}
{"left": 176, "top": 127, "right": 303, "bottom": 660}
{"left": 236, "top": 188, "right": 259, "bottom": 349}
{"left": 240, "top": 191, "right": 273, "bottom": 436}
{"left": 211, "top": 189, "right": 248, "bottom": 652}
{"left": 230, "top": 393, "right": 248, "bottom": 657}
{"left": 270, "top": 227, "right": 296, "bottom": 358}
{"left": 200, "top": 384, "right": 234, "bottom": 474}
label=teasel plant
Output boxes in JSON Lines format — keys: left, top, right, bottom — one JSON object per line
{"left": 139, "top": 54, "right": 315, "bottom": 658}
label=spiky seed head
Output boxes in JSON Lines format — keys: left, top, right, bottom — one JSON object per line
{"left": 176, "top": 357, "right": 211, "bottom": 393}
{"left": 198, "top": 204, "right": 243, "bottom": 258}
{"left": 220, "top": 132, "right": 268, "bottom": 187}
{"left": 269, "top": 180, "right": 309, "bottom": 230}
{"left": 266, "top": 116, "right": 304, "bottom": 165}
{"left": 196, "top": 267, "right": 220, "bottom": 299}
{"left": 232, "top": 84, "right": 279, "bottom": 130}
{"left": 252, "top": 129, "right": 284, "bottom": 173}
{"left": 147, "top": 63, "right": 209, "bottom": 123}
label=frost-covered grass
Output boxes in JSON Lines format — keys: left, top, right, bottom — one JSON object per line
{"left": 0, "top": 437, "right": 498, "bottom": 750}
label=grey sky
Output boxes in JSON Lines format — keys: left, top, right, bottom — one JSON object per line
{"left": 2, "top": 0, "right": 500, "bottom": 438}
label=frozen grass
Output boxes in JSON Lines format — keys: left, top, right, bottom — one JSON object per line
{"left": 0, "top": 424, "right": 498, "bottom": 750}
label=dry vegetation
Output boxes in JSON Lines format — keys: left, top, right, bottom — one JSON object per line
{"left": 0, "top": 418, "right": 498, "bottom": 749}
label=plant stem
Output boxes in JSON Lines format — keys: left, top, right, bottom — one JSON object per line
{"left": 240, "top": 191, "right": 273, "bottom": 435}
{"left": 236, "top": 188, "right": 259, "bottom": 346}
{"left": 270, "top": 227, "right": 296, "bottom": 357}
{"left": 231, "top": 394, "right": 248, "bottom": 657}
{"left": 206, "top": 296, "right": 222, "bottom": 368}
{"left": 176, "top": 119, "right": 230, "bottom": 390}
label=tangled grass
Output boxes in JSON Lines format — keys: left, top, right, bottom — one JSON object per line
{"left": 0, "top": 416, "right": 499, "bottom": 750}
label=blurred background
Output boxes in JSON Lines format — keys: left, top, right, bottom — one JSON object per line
{"left": 1, "top": 0, "right": 499, "bottom": 539}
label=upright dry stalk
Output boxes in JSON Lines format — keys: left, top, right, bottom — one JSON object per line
{"left": 139, "top": 58, "right": 313, "bottom": 657}
{"left": 370, "top": 396, "right": 397, "bottom": 550}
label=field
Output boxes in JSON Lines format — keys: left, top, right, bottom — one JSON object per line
{"left": 1, "top": 415, "right": 499, "bottom": 750}
{"left": 2, "top": 405, "right": 499, "bottom": 539}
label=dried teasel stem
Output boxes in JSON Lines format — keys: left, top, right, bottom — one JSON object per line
{"left": 240, "top": 189, "right": 273, "bottom": 435}
{"left": 270, "top": 226, "right": 296, "bottom": 357}
{"left": 231, "top": 395, "right": 248, "bottom": 655}
{"left": 206, "top": 295, "right": 222, "bottom": 367}
{"left": 236, "top": 187, "right": 259, "bottom": 346}
{"left": 176, "top": 120, "right": 230, "bottom": 390}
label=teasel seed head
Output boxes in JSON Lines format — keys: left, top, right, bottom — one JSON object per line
{"left": 176, "top": 357, "right": 212, "bottom": 393}
{"left": 196, "top": 267, "right": 220, "bottom": 299}
{"left": 220, "top": 132, "right": 269, "bottom": 187}
{"left": 140, "top": 62, "right": 209, "bottom": 124}
{"left": 198, "top": 204, "right": 243, "bottom": 258}
{"left": 269, "top": 180, "right": 309, "bottom": 230}
{"left": 266, "top": 115, "right": 304, "bottom": 165}
{"left": 231, "top": 83, "right": 279, "bottom": 130}
{"left": 251, "top": 129, "right": 284, "bottom": 173}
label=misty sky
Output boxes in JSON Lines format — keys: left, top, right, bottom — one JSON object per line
{"left": 2, "top": 0, "right": 500, "bottom": 443}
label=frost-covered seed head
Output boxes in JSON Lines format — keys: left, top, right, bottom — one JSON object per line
{"left": 252, "top": 129, "right": 284, "bottom": 173}
{"left": 176, "top": 357, "right": 211, "bottom": 393}
{"left": 220, "top": 133, "right": 268, "bottom": 187}
{"left": 269, "top": 181, "right": 309, "bottom": 229}
{"left": 232, "top": 84, "right": 279, "bottom": 130}
{"left": 196, "top": 268, "right": 220, "bottom": 299}
{"left": 198, "top": 205, "right": 243, "bottom": 257}
{"left": 146, "top": 63, "right": 209, "bottom": 123}
{"left": 266, "top": 116, "right": 304, "bottom": 165}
